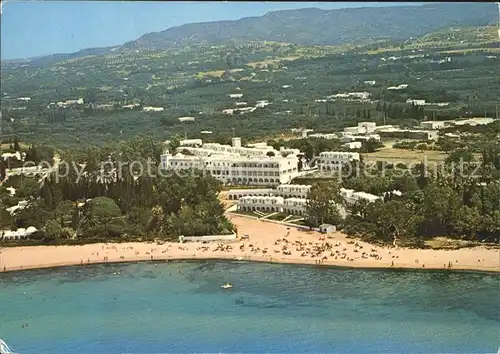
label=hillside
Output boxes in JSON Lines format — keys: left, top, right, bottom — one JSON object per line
{"left": 121, "top": 3, "right": 496, "bottom": 51}
{"left": 1, "top": 2, "right": 496, "bottom": 68}
{"left": 1, "top": 22, "right": 499, "bottom": 148}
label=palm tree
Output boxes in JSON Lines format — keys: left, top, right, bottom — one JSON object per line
{"left": 148, "top": 205, "right": 165, "bottom": 233}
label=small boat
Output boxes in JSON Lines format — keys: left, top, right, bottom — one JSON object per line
{"left": 0, "top": 339, "right": 17, "bottom": 354}
{"left": 221, "top": 283, "right": 233, "bottom": 289}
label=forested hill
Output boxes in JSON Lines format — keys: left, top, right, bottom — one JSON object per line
{"left": 122, "top": 2, "right": 496, "bottom": 51}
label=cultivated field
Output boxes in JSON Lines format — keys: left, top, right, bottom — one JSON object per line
{"left": 362, "top": 147, "right": 447, "bottom": 164}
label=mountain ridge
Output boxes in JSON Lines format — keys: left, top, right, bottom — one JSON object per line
{"left": 2, "top": 2, "right": 496, "bottom": 67}
{"left": 121, "top": 2, "right": 495, "bottom": 51}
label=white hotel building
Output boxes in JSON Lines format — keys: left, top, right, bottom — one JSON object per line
{"left": 228, "top": 184, "right": 311, "bottom": 200}
{"left": 237, "top": 196, "right": 310, "bottom": 216}
{"left": 160, "top": 138, "right": 301, "bottom": 186}
{"left": 317, "top": 152, "right": 360, "bottom": 172}
{"left": 232, "top": 184, "right": 379, "bottom": 218}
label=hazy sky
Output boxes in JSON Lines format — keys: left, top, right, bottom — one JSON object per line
{"left": 1, "top": 1, "right": 423, "bottom": 60}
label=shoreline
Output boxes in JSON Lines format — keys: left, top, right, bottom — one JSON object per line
{"left": 1, "top": 253, "right": 499, "bottom": 275}
{"left": 1, "top": 215, "right": 498, "bottom": 274}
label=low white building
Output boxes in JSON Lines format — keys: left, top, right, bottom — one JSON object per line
{"left": 178, "top": 116, "right": 195, "bottom": 122}
{"left": 276, "top": 184, "right": 311, "bottom": 199}
{"left": 343, "top": 122, "right": 379, "bottom": 135}
{"left": 308, "top": 133, "right": 339, "bottom": 140}
{"left": 406, "top": 99, "right": 426, "bottom": 106}
{"left": 329, "top": 92, "right": 370, "bottom": 100}
{"left": 237, "top": 196, "right": 285, "bottom": 213}
{"left": 164, "top": 139, "right": 202, "bottom": 148}
{"left": 1, "top": 151, "right": 25, "bottom": 161}
{"left": 420, "top": 121, "right": 446, "bottom": 130}
{"left": 358, "top": 122, "right": 377, "bottom": 134}
{"left": 317, "top": 152, "right": 360, "bottom": 172}
{"left": 143, "top": 106, "right": 164, "bottom": 112}
{"left": 6, "top": 200, "right": 29, "bottom": 215}
{"left": 123, "top": 103, "right": 140, "bottom": 109}
{"left": 340, "top": 188, "right": 381, "bottom": 206}
{"left": 228, "top": 184, "right": 310, "bottom": 200}
{"left": 373, "top": 125, "right": 395, "bottom": 132}
{"left": 343, "top": 126, "right": 360, "bottom": 135}
{"left": 451, "top": 118, "right": 496, "bottom": 127}
{"left": 343, "top": 141, "right": 362, "bottom": 150}
{"left": 283, "top": 198, "right": 308, "bottom": 216}
{"left": 222, "top": 107, "right": 256, "bottom": 115}
{"left": 236, "top": 195, "right": 308, "bottom": 216}
{"left": 228, "top": 188, "right": 276, "bottom": 200}
{"left": 54, "top": 98, "right": 84, "bottom": 107}
{"left": 291, "top": 128, "right": 314, "bottom": 136}
{"left": 255, "top": 100, "right": 271, "bottom": 108}
{"left": 387, "top": 84, "right": 408, "bottom": 90}
{"left": 377, "top": 128, "right": 439, "bottom": 141}
{"left": 1, "top": 226, "right": 37, "bottom": 240}
{"left": 341, "top": 134, "right": 381, "bottom": 143}
{"left": 232, "top": 185, "right": 383, "bottom": 219}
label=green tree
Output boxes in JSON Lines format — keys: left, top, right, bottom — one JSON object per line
{"left": 421, "top": 184, "right": 461, "bottom": 236}
{"left": 365, "top": 200, "right": 421, "bottom": 242}
{"left": 451, "top": 206, "right": 482, "bottom": 239}
{"left": 305, "top": 181, "right": 343, "bottom": 227}
{"left": 0, "top": 160, "right": 6, "bottom": 180}
{"left": 168, "top": 135, "right": 182, "bottom": 154}
{"left": 84, "top": 197, "right": 122, "bottom": 233}
{"left": 13, "top": 136, "right": 21, "bottom": 152}
{"left": 44, "top": 219, "right": 64, "bottom": 240}
{"left": 445, "top": 148, "right": 474, "bottom": 165}
{"left": 416, "top": 143, "right": 428, "bottom": 152}
{"left": 17, "top": 178, "right": 40, "bottom": 199}
{"left": 55, "top": 200, "right": 75, "bottom": 227}
{"left": 349, "top": 198, "right": 370, "bottom": 218}
{"left": 0, "top": 207, "right": 13, "bottom": 229}
{"left": 436, "top": 138, "right": 460, "bottom": 153}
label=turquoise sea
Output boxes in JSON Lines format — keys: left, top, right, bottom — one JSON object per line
{"left": 1, "top": 261, "right": 499, "bottom": 353}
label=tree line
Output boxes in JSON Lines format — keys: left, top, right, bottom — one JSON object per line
{"left": 0, "top": 136, "right": 234, "bottom": 244}
{"left": 304, "top": 137, "right": 500, "bottom": 245}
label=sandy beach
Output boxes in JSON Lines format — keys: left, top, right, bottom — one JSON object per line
{"left": 0, "top": 214, "right": 498, "bottom": 273}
